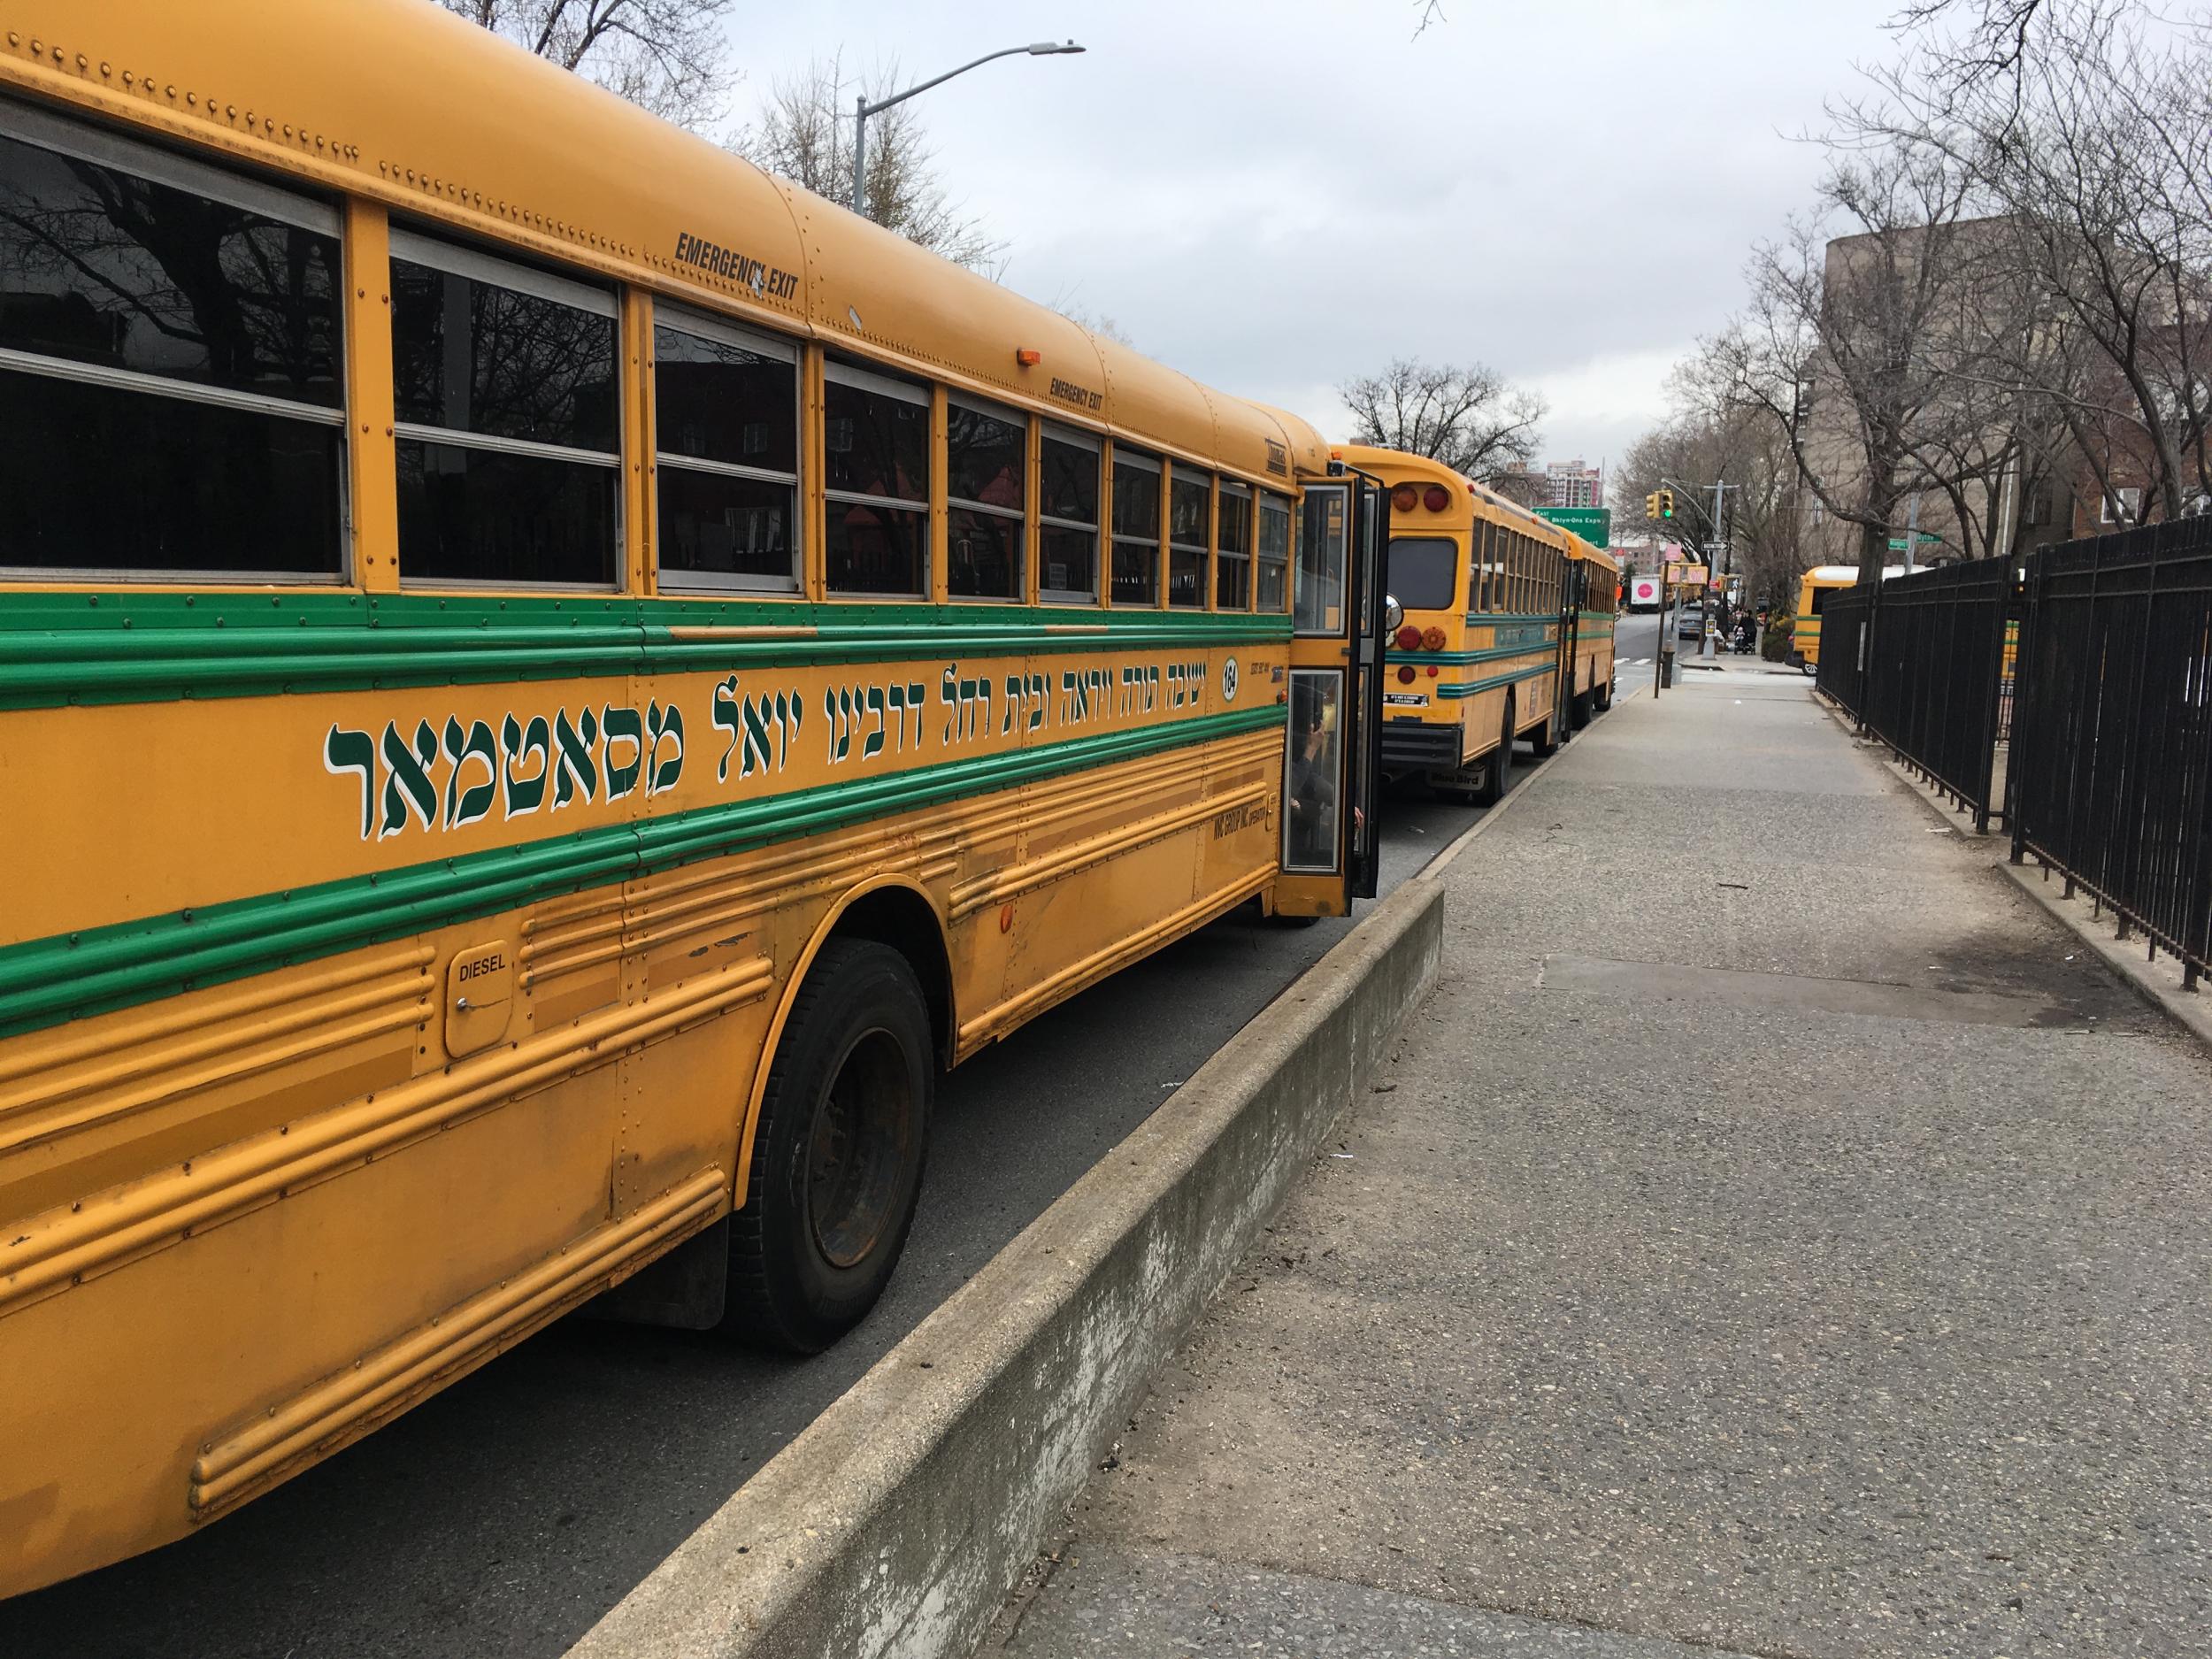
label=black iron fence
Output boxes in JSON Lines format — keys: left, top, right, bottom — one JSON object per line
{"left": 1860, "top": 557, "right": 2014, "bottom": 830}
{"left": 1813, "top": 585, "right": 1871, "bottom": 718}
{"left": 2010, "top": 518, "right": 2212, "bottom": 986}
{"left": 1810, "top": 517, "right": 2212, "bottom": 984}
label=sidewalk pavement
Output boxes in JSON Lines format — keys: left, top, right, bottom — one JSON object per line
{"left": 980, "top": 673, "right": 2212, "bottom": 1656}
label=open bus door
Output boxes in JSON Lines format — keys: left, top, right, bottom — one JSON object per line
{"left": 1274, "top": 470, "right": 1386, "bottom": 917}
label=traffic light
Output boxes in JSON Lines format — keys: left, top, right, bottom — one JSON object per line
{"left": 1658, "top": 488, "right": 1677, "bottom": 520}
{"left": 1644, "top": 491, "right": 1661, "bottom": 520}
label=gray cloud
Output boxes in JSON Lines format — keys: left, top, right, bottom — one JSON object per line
{"left": 725, "top": 0, "right": 1900, "bottom": 465}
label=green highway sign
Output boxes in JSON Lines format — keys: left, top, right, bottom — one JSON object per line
{"left": 1886, "top": 533, "right": 1940, "bottom": 549}
{"left": 1539, "top": 506, "right": 1612, "bottom": 546}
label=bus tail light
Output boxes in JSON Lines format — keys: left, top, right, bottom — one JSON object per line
{"left": 1422, "top": 484, "right": 1450, "bottom": 512}
{"left": 1421, "top": 625, "right": 1447, "bottom": 650}
{"left": 1391, "top": 483, "right": 1419, "bottom": 514}
{"left": 1397, "top": 665, "right": 1417, "bottom": 685}
{"left": 1427, "top": 665, "right": 1440, "bottom": 678}
{"left": 1394, "top": 624, "right": 1422, "bottom": 651}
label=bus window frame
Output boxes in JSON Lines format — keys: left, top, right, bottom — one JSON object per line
{"left": 649, "top": 299, "right": 803, "bottom": 596}
{"left": 1216, "top": 477, "right": 1254, "bottom": 611}
{"left": 821, "top": 356, "right": 933, "bottom": 600}
{"left": 1039, "top": 420, "right": 1103, "bottom": 607}
{"left": 388, "top": 225, "right": 626, "bottom": 594}
{"left": 1166, "top": 458, "right": 1212, "bottom": 611}
{"left": 0, "top": 99, "right": 351, "bottom": 586}
{"left": 1110, "top": 442, "right": 1164, "bottom": 608}
{"left": 944, "top": 389, "right": 1028, "bottom": 604}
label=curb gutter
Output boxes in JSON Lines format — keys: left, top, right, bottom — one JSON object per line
{"left": 568, "top": 873, "right": 1447, "bottom": 1659}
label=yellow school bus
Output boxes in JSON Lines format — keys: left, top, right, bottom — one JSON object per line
{"left": 0, "top": 1, "right": 1389, "bottom": 1594}
{"left": 1561, "top": 542, "right": 1621, "bottom": 727}
{"left": 1344, "top": 446, "right": 1584, "bottom": 802}
{"left": 1793, "top": 564, "right": 1902, "bottom": 672}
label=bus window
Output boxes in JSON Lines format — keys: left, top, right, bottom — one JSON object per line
{"left": 1387, "top": 536, "right": 1458, "bottom": 612}
{"left": 652, "top": 306, "right": 798, "bottom": 592}
{"left": 1168, "top": 465, "right": 1210, "bottom": 608}
{"left": 824, "top": 359, "right": 930, "bottom": 595}
{"left": 392, "top": 231, "right": 618, "bottom": 586}
{"left": 1217, "top": 480, "right": 1252, "bottom": 609}
{"left": 1041, "top": 426, "right": 1101, "bottom": 603}
{"left": 1111, "top": 446, "right": 1161, "bottom": 604}
{"left": 946, "top": 396, "right": 1025, "bottom": 601}
{"left": 1256, "top": 491, "right": 1292, "bottom": 612}
{"left": 0, "top": 113, "right": 344, "bottom": 577}
{"left": 1296, "top": 485, "right": 1347, "bottom": 634}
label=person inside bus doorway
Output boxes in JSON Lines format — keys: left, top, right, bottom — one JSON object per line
{"left": 1286, "top": 680, "right": 1340, "bottom": 866}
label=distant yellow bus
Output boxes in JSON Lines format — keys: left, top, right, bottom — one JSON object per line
{"left": 1344, "top": 447, "right": 1601, "bottom": 801}
{"left": 1793, "top": 563, "right": 1901, "bottom": 671}
{"left": 0, "top": 0, "right": 1390, "bottom": 1594}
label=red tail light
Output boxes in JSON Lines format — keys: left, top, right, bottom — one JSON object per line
{"left": 1391, "top": 483, "right": 1419, "bottom": 514}
{"left": 1394, "top": 624, "right": 1423, "bottom": 651}
{"left": 1421, "top": 625, "right": 1447, "bottom": 651}
{"left": 1422, "top": 484, "right": 1450, "bottom": 512}
{"left": 1397, "top": 665, "right": 1417, "bottom": 685}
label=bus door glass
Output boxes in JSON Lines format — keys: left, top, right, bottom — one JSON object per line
{"left": 1278, "top": 475, "right": 1386, "bottom": 915}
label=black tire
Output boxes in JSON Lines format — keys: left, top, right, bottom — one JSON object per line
{"left": 1473, "top": 694, "right": 1515, "bottom": 805}
{"left": 1595, "top": 672, "right": 1615, "bottom": 711}
{"left": 1526, "top": 703, "right": 1559, "bottom": 758}
{"left": 724, "top": 938, "right": 933, "bottom": 1353}
{"left": 1570, "top": 687, "right": 1593, "bottom": 730}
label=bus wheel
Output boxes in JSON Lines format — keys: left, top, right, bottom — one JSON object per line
{"left": 1527, "top": 704, "right": 1559, "bottom": 757}
{"left": 1474, "top": 695, "right": 1515, "bottom": 805}
{"left": 725, "top": 939, "right": 933, "bottom": 1354}
{"left": 1570, "top": 688, "right": 1593, "bottom": 730}
{"left": 1594, "top": 674, "right": 1614, "bottom": 711}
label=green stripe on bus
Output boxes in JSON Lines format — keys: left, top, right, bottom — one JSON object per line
{"left": 1434, "top": 663, "right": 1558, "bottom": 699}
{"left": 0, "top": 703, "right": 1287, "bottom": 1039}
{"left": 0, "top": 592, "right": 1293, "bottom": 711}
{"left": 1392, "top": 640, "right": 1562, "bottom": 668}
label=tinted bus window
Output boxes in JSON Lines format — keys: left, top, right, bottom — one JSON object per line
{"left": 1041, "top": 428, "right": 1101, "bottom": 603}
{"left": 947, "top": 397, "right": 1025, "bottom": 601}
{"left": 1388, "top": 536, "right": 1458, "bottom": 612}
{"left": 1111, "top": 447, "right": 1161, "bottom": 605}
{"left": 391, "top": 234, "right": 619, "bottom": 585}
{"left": 0, "top": 119, "right": 342, "bottom": 576}
{"left": 653, "top": 309, "right": 798, "bottom": 591}
{"left": 824, "top": 361, "right": 929, "bottom": 595}
{"left": 1168, "top": 465, "right": 1210, "bottom": 609}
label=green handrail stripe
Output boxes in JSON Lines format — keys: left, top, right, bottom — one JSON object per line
{"left": 0, "top": 591, "right": 1290, "bottom": 711}
{"left": 1435, "top": 663, "right": 1558, "bottom": 699}
{"left": 0, "top": 703, "right": 1286, "bottom": 1039}
{"left": 1391, "top": 639, "right": 1563, "bottom": 668}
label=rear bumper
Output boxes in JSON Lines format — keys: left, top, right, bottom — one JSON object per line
{"left": 1381, "top": 718, "right": 1461, "bottom": 772}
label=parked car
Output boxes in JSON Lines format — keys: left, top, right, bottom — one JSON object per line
{"left": 1677, "top": 604, "right": 1707, "bottom": 641}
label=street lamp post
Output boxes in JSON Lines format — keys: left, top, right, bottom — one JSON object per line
{"left": 851, "top": 41, "right": 1085, "bottom": 219}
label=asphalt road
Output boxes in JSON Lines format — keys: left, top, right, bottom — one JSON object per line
{"left": 2, "top": 707, "right": 1618, "bottom": 1659}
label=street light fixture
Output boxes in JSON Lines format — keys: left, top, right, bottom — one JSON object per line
{"left": 852, "top": 42, "right": 1086, "bottom": 219}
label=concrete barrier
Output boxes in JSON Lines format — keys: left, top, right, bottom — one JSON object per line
{"left": 568, "top": 873, "right": 1446, "bottom": 1659}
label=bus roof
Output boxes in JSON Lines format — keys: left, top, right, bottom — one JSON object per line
{"left": 6, "top": 0, "right": 1325, "bottom": 487}
{"left": 1333, "top": 444, "right": 1616, "bottom": 562}
{"left": 1803, "top": 565, "right": 1908, "bottom": 583}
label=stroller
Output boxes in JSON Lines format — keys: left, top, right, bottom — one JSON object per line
{"left": 1732, "top": 614, "right": 1757, "bottom": 654}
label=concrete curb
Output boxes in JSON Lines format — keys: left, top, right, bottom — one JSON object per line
{"left": 1995, "top": 859, "right": 2212, "bottom": 1052}
{"left": 568, "top": 875, "right": 1447, "bottom": 1659}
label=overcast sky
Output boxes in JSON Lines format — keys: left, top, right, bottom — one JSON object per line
{"left": 721, "top": 1, "right": 1905, "bottom": 472}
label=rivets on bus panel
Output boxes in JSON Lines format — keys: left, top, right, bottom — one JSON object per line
{"left": 5, "top": 35, "right": 19, "bottom": 50}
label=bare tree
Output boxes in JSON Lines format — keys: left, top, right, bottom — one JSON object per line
{"left": 1850, "top": 0, "right": 2212, "bottom": 526}
{"left": 1715, "top": 136, "right": 1997, "bottom": 580}
{"left": 1338, "top": 358, "right": 1546, "bottom": 481}
{"left": 728, "top": 55, "right": 1006, "bottom": 273}
{"left": 433, "top": 0, "right": 735, "bottom": 129}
